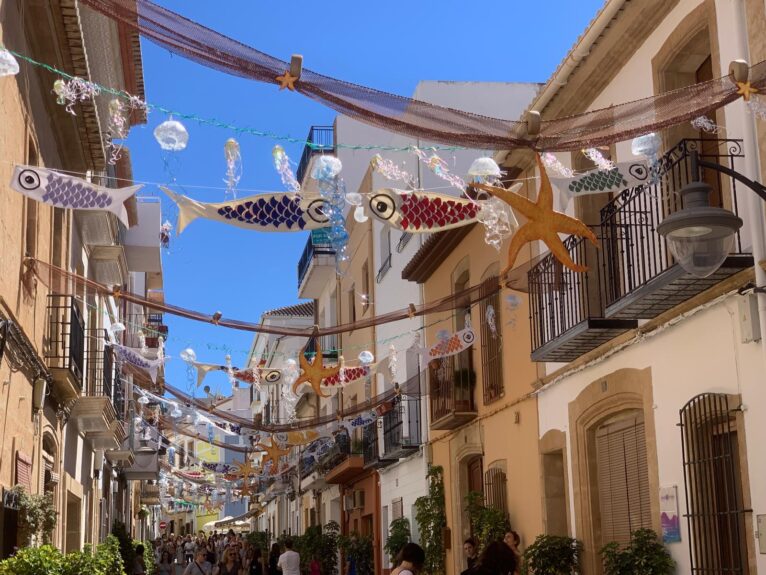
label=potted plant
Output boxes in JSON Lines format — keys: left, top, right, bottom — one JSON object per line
{"left": 522, "top": 534, "right": 582, "bottom": 575}
{"left": 600, "top": 529, "right": 674, "bottom": 575}
{"left": 414, "top": 466, "right": 447, "bottom": 575}
{"left": 465, "top": 491, "right": 510, "bottom": 554}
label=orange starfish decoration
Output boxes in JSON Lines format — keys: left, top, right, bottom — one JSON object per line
{"left": 276, "top": 70, "right": 299, "bottom": 91}
{"left": 232, "top": 457, "right": 259, "bottom": 497}
{"left": 473, "top": 153, "right": 598, "bottom": 275}
{"left": 735, "top": 81, "right": 759, "bottom": 102}
{"left": 257, "top": 439, "right": 291, "bottom": 475}
{"left": 292, "top": 345, "right": 340, "bottom": 397}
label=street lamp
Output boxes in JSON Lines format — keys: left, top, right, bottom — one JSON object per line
{"left": 658, "top": 150, "right": 766, "bottom": 278}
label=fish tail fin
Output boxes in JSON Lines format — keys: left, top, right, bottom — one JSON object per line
{"left": 160, "top": 186, "right": 198, "bottom": 234}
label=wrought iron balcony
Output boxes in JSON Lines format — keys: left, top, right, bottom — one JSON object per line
{"left": 322, "top": 433, "right": 365, "bottom": 484}
{"left": 429, "top": 349, "right": 477, "bottom": 430}
{"left": 362, "top": 423, "right": 395, "bottom": 469}
{"left": 296, "top": 126, "right": 335, "bottom": 186}
{"left": 304, "top": 333, "right": 339, "bottom": 361}
{"left": 527, "top": 138, "right": 752, "bottom": 363}
{"left": 71, "top": 329, "right": 124, "bottom": 449}
{"left": 383, "top": 396, "right": 422, "bottom": 460}
{"left": 297, "top": 229, "right": 336, "bottom": 299}
{"left": 45, "top": 295, "right": 85, "bottom": 400}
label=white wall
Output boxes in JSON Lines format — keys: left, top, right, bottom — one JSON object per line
{"left": 537, "top": 294, "right": 766, "bottom": 574}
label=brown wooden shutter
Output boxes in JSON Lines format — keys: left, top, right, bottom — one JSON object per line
{"left": 16, "top": 451, "right": 33, "bottom": 491}
{"left": 595, "top": 415, "right": 652, "bottom": 548}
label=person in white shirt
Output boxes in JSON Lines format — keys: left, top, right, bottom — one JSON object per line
{"left": 276, "top": 539, "right": 300, "bottom": 575}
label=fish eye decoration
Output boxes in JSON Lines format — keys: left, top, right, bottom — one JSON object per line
{"left": 0, "top": 48, "right": 20, "bottom": 76}
{"left": 223, "top": 139, "right": 242, "bottom": 200}
{"left": 272, "top": 145, "right": 301, "bottom": 197}
{"left": 468, "top": 156, "right": 517, "bottom": 251}
{"left": 52, "top": 77, "right": 100, "bottom": 115}
{"left": 154, "top": 118, "right": 189, "bottom": 151}
{"left": 312, "top": 156, "right": 351, "bottom": 270}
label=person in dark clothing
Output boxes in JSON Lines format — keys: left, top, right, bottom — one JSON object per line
{"left": 472, "top": 540, "right": 517, "bottom": 575}
{"left": 462, "top": 538, "right": 478, "bottom": 574}
{"left": 267, "top": 543, "right": 280, "bottom": 575}
{"left": 249, "top": 548, "right": 263, "bottom": 575}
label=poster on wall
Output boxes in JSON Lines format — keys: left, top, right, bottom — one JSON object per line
{"left": 660, "top": 486, "right": 681, "bottom": 543}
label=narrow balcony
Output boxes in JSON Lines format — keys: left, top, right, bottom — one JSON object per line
{"left": 144, "top": 312, "right": 168, "bottom": 349}
{"left": 527, "top": 139, "right": 752, "bottom": 363}
{"left": 322, "top": 435, "right": 365, "bottom": 484}
{"left": 601, "top": 139, "right": 752, "bottom": 320}
{"left": 296, "top": 125, "right": 335, "bottom": 188}
{"left": 304, "top": 333, "right": 339, "bottom": 361}
{"left": 45, "top": 295, "right": 85, "bottom": 401}
{"left": 362, "top": 425, "right": 396, "bottom": 470}
{"left": 429, "top": 349, "right": 478, "bottom": 430}
{"left": 383, "top": 396, "right": 422, "bottom": 460}
{"left": 70, "top": 330, "right": 125, "bottom": 450}
{"left": 297, "top": 229, "right": 336, "bottom": 299}
{"left": 528, "top": 235, "right": 637, "bottom": 362}
{"left": 123, "top": 196, "right": 163, "bottom": 273}
{"left": 123, "top": 438, "right": 160, "bottom": 480}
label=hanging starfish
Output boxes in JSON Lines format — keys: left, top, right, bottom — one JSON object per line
{"left": 473, "top": 153, "right": 598, "bottom": 275}
{"left": 292, "top": 345, "right": 340, "bottom": 397}
{"left": 257, "top": 439, "right": 291, "bottom": 475}
{"left": 735, "top": 81, "right": 759, "bottom": 101}
{"left": 232, "top": 457, "right": 259, "bottom": 497}
{"left": 276, "top": 70, "right": 298, "bottom": 91}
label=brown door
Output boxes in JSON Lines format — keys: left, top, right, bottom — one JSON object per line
{"left": 695, "top": 56, "right": 723, "bottom": 208}
{"left": 468, "top": 457, "right": 484, "bottom": 496}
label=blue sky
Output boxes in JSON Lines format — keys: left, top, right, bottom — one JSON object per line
{"left": 126, "top": 0, "right": 604, "bottom": 396}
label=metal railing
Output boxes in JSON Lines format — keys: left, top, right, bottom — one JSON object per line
{"left": 528, "top": 233, "right": 601, "bottom": 353}
{"left": 429, "top": 348, "right": 476, "bottom": 422}
{"left": 600, "top": 139, "right": 746, "bottom": 308}
{"left": 123, "top": 312, "right": 167, "bottom": 349}
{"left": 296, "top": 126, "right": 335, "bottom": 185}
{"left": 84, "top": 329, "right": 113, "bottom": 399}
{"left": 362, "top": 425, "right": 381, "bottom": 466}
{"left": 319, "top": 433, "right": 363, "bottom": 471}
{"left": 46, "top": 295, "right": 85, "bottom": 386}
{"left": 304, "top": 334, "right": 340, "bottom": 360}
{"left": 297, "top": 233, "right": 336, "bottom": 287}
{"left": 383, "top": 396, "right": 422, "bottom": 456}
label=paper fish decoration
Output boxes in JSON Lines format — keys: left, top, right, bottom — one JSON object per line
{"left": 419, "top": 327, "right": 476, "bottom": 360}
{"left": 110, "top": 343, "right": 164, "bottom": 383}
{"left": 193, "top": 361, "right": 281, "bottom": 387}
{"left": 161, "top": 186, "right": 331, "bottom": 233}
{"left": 550, "top": 160, "right": 651, "bottom": 208}
{"left": 367, "top": 189, "right": 480, "bottom": 232}
{"left": 10, "top": 165, "right": 142, "bottom": 227}
{"left": 322, "top": 365, "right": 371, "bottom": 387}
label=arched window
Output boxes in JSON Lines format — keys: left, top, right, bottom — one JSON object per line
{"left": 484, "top": 466, "right": 508, "bottom": 515}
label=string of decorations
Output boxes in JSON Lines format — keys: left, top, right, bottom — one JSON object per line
{"left": 0, "top": 46, "right": 464, "bottom": 153}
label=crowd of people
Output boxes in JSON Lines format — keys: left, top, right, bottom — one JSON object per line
{"left": 147, "top": 530, "right": 301, "bottom": 575}
{"left": 139, "top": 527, "right": 521, "bottom": 575}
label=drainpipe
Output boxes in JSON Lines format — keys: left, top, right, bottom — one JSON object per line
{"left": 733, "top": 1, "right": 766, "bottom": 364}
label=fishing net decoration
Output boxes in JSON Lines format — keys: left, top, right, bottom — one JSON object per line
{"left": 28, "top": 258, "right": 504, "bottom": 336}
{"left": 79, "top": 0, "right": 766, "bottom": 151}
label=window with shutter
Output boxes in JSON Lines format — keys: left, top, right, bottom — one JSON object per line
{"left": 479, "top": 276, "right": 503, "bottom": 404}
{"left": 594, "top": 413, "right": 652, "bottom": 548}
{"left": 392, "top": 498, "right": 403, "bottom": 520}
{"left": 16, "top": 451, "right": 33, "bottom": 491}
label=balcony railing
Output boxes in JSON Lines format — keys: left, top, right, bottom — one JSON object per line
{"left": 46, "top": 295, "right": 85, "bottom": 389}
{"left": 304, "top": 334, "right": 340, "bottom": 360}
{"left": 429, "top": 349, "right": 477, "bottom": 429}
{"left": 123, "top": 312, "right": 167, "bottom": 349}
{"left": 527, "top": 138, "right": 752, "bottom": 362}
{"left": 600, "top": 138, "right": 748, "bottom": 318}
{"left": 85, "top": 329, "right": 113, "bottom": 399}
{"left": 383, "top": 396, "right": 422, "bottom": 459}
{"left": 297, "top": 230, "right": 336, "bottom": 287}
{"left": 296, "top": 126, "right": 335, "bottom": 185}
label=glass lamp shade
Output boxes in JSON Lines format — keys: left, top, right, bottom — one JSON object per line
{"left": 657, "top": 181, "right": 742, "bottom": 278}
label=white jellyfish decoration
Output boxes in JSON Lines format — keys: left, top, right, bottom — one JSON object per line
{"left": 0, "top": 49, "right": 20, "bottom": 77}
{"left": 137, "top": 394, "right": 150, "bottom": 405}
{"left": 179, "top": 348, "right": 197, "bottom": 363}
{"left": 154, "top": 119, "right": 189, "bottom": 151}
{"left": 358, "top": 350, "right": 375, "bottom": 365}
{"left": 311, "top": 156, "right": 343, "bottom": 182}
{"left": 467, "top": 157, "right": 502, "bottom": 180}
{"left": 109, "top": 322, "right": 126, "bottom": 335}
